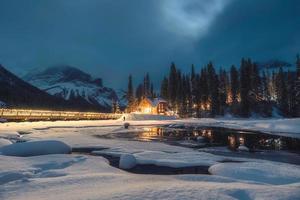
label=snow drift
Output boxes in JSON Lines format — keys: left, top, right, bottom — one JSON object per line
{"left": 0, "top": 140, "right": 71, "bottom": 156}
{"left": 209, "top": 162, "right": 300, "bottom": 185}
{"left": 0, "top": 138, "right": 12, "bottom": 147}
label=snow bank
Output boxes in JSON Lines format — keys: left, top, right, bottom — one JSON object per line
{"left": 209, "top": 161, "right": 300, "bottom": 185}
{"left": 237, "top": 144, "right": 249, "bottom": 152}
{"left": 0, "top": 140, "right": 71, "bottom": 156}
{"left": 0, "top": 138, "right": 12, "bottom": 147}
{"left": 97, "top": 149, "right": 236, "bottom": 168}
{"left": 2, "top": 153, "right": 299, "bottom": 200}
{"left": 120, "top": 113, "right": 177, "bottom": 121}
{"left": 133, "top": 151, "right": 223, "bottom": 168}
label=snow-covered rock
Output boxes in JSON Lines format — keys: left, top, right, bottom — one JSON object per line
{"left": 23, "top": 66, "right": 119, "bottom": 110}
{"left": 0, "top": 138, "right": 12, "bottom": 147}
{"left": 237, "top": 144, "right": 249, "bottom": 152}
{"left": 119, "top": 154, "right": 137, "bottom": 169}
{"left": 208, "top": 161, "right": 300, "bottom": 184}
{"left": 0, "top": 140, "right": 71, "bottom": 156}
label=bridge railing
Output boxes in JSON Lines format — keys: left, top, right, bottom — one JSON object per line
{"left": 0, "top": 109, "right": 122, "bottom": 121}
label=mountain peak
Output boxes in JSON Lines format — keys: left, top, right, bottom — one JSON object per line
{"left": 23, "top": 65, "right": 98, "bottom": 84}
{"left": 23, "top": 65, "right": 119, "bottom": 110}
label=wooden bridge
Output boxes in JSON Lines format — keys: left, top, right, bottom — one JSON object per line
{"left": 0, "top": 109, "right": 122, "bottom": 122}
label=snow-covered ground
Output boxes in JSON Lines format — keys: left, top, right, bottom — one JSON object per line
{"left": 0, "top": 117, "right": 300, "bottom": 199}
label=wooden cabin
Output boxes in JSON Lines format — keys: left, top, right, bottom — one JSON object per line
{"left": 137, "top": 98, "right": 168, "bottom": 115}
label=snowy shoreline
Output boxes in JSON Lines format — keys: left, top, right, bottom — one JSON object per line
{"left": 1, "top": 117, "right": 300, "bottom": 138}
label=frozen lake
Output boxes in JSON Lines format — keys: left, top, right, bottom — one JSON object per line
{"left": 95, "top": 125, "right": 300, "bottom": 165}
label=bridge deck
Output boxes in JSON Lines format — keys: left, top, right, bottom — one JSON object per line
{"left": 0, "top": 109, "right": 122, "bottom": 122}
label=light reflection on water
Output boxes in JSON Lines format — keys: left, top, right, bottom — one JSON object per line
{"left": 134, "top": 127, "right": 300, "bottom": 151}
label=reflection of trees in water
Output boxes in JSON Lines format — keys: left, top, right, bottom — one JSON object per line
{"left": 136, "top": 127, "right": 300, "bottom": 151}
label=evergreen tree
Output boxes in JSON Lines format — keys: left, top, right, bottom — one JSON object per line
{"left": 249, "top": 62, "right": 262, "bottom": 113}
{"left": 194, "top": 73, "right": 202, "bottom": 117}
{"left": 199, "top": 68, "right": 208, "bottom": 116}
{"left": 185, "top": 74, "right": 193, "bottom": 116}
{"left": 135, "top": 84, "right": 144, "bottom": 103}
{"left": 126, "top": 74, "right": 135, "bottom": 112}
{"left": 115, "top": 101, "right": 120, "bottom": 113}
{"left": 295, "top": 54, "right": 300, "bottom": 116}
{"left": 143, "top": 73, "right": 150, "bottom": 97}
{"left": 207, "top": 62, "right": 219, "bottom": 116}
{"left": 111, "top": 99, "right": 120, "bottom": 113}
{"left": 191, "top": 64, "right": 196, "bottom": 107}
{"left": 230, "top": 65, "right": 239, "bottom": 115}
{"left": 261, "top": 71, "right": 272, "bottom": 117}
{"left": 175, "top": 69, "right": 183, "bottom": 114}
{"left": 168, "top": 62, "right": 177, "bottom": 109}
{"left": 150, "top": 83, "right": 154, "bottom": 98}
{"left": 160, "top": 76, "right": 169, "bottom": 100}
{"left": 111, "top": 99, "right": 116, "bottom": 113}
{"left": 218, "top": 69, "right": 227, "bottom": 115}
{"left": 261, "top": 71, "right": 269, "bottom": 101}
{"left": 240, "top": 58, "right": 251, "bottom": 117}
{"left": 297, "top": 54, "right": 300, "bottom": 78}
{"left": 275, "top": 67, "right": 288, "bottom": 116}
{"left": 286, "top": 71, "right": 296, "bottom": 116}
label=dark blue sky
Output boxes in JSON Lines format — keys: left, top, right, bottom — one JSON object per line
{"left": 0, "top": 0, "right": 299, "bottom": 89}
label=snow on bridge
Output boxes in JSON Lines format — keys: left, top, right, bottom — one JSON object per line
{"left": 0, "top": 108, "right": 122, "bottom": 122}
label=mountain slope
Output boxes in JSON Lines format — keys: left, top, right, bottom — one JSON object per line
{"left": 0, "top": 65, "right": 108, "bottom": 111}
{"left": 23, "top": 66, "right": 118, "bottom": 110}
{"left": 0, "top": 65, "right": 70, "bottom": 109}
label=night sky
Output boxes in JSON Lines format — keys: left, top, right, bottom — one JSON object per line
{"left": 0, "top": 0, "right": 299, "bottom": 89}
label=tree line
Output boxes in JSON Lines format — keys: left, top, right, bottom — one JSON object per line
{"left": 126, "top": 56, "right": 300, "bottom": 118}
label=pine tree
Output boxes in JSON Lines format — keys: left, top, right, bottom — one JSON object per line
{"left": 112, "top": 99, "right": 120, "bottom": 113}
{"left": 135, "top": 84, "right": 144, "bottom": 103}
{"left": 297, "top": 54, "right": 300, "bottom": 78}
{"left": 295, "top": 54, "right": 300, "bottom": 116}
{"left": 275, "top": 67, "right": 288, "bottom": 116}
{"left": 112, "top": 99, "right": 116, "bottom": 113}
{"left": 240, "top": 58, "right": 251, "bottom": 117}
{"left": 194, "top": 73, "right": 202, "bottom": 117}
{"left": 176, "top": 69, "right": 183, "bottom": 114}
{"left": 168, "top": 62, "right": 177, "bottom": 110}
{"left": 199, "top": 68, "right": 208, "bottom": 117}
{"left": 126, "top": 74, "right": 135, "bottom": 113}
{"left": 261, "top": 71, "right": 272, "bottom": 117}
{"left": 150, "top": 83, "right": 154, "bottom": 98}
{"left": 143, "top": 73, "right": 150, "bottom": 97}
{"left": 207, "top": 62, "right": 219, "bottom": 117}
{"left": 247, "top": 62, "right": 262, "bottom": 114}
{"left": 185, "top": 74, "right": 193, "bottom": 116}
{"left": 230, "top": 65, "right": 239, "bottom": 115}
{"left": 160, "top": 76, "right": 169, "bottom": 100}
{"left": 191, "top": 64, "right": 196, "bottom": 107}
{"left": 286, "top": 71, "right": 296, "bottom": 116}
{"left": 115, "top": 101, "right": 120, "bottom": 113}
{"left": 218, "top": 69, "right": 227, "bottom": 115}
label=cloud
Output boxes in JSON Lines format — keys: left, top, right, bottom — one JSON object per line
{"left": 160, "top": 0, "right": 231, "bottom": 39}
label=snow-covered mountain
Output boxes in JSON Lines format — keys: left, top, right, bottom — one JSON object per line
{"left": 255, "top": 59, "right": 292, "bottom": 71}
{"left": 23, "top": 66, "right": 119, "bottom": 110}
{"left": 0, "top": 65, "right": 75, "bottom": 109}
{"left": 0, "top": 100, "right": 6, "bottom": 108}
